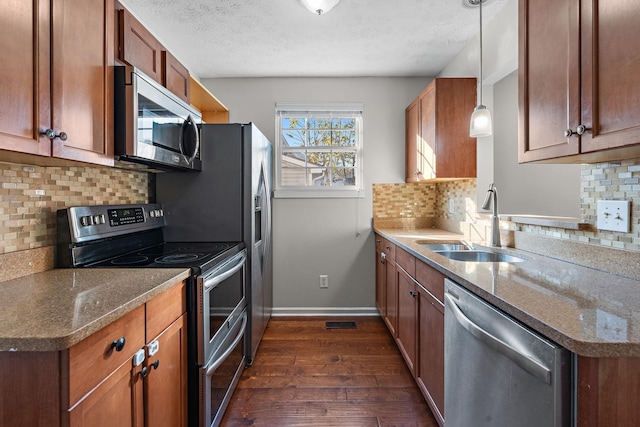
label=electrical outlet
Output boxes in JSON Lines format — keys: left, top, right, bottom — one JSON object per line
{"left": 319, "top": 275, "right": 329, "bottom": 288}
{"left": 596, "top": 200, "right": 631, "bottom": 232}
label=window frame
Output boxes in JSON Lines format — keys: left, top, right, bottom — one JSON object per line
{"left": 274, "top": 102, "right": 364, "bottom": 199}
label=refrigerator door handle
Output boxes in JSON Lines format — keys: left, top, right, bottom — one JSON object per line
{"left": 444, "top": 292, "right": 552, "bottom": 384}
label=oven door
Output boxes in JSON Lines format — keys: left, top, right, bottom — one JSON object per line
{"left": 197, "top": 249, "right": 247, "bottom": 365}
{"left": 199, "top": 310, "right": 246, "bottom": 427}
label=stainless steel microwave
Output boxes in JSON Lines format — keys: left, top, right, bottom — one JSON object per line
{"left": 114, "top": 66, "right": 202, "bottom": 171}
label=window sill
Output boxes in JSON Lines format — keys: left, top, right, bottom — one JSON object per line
{"left": 273, "top": 189, "right": 365, "bottom": 199}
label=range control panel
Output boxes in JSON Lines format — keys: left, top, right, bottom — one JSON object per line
{"left": 59, "top": 203, "right": 165, "bottom": 243}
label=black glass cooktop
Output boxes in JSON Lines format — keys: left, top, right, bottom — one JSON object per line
{"left": 87, "top": 241, "right": 242, "bottom": 272}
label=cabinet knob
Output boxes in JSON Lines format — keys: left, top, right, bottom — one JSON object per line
{"left": 380, "top": 252, "right": 386, "bottom": 264}
{"left": 40, "top": 128, "right": 68, "bottom": 141}
{"left": 111, "top": 337, "right": 126, "bottom": 352}
{"left": 564, "top": 125, "right": 590, "bottom": 137}
{"left": 409, "top": 290, "right": 418, "bottom": 297}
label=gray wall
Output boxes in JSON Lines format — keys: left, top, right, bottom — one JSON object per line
{"left": 202, "top": 77, "right": 430, "bottom": 313}
{"left": 493, "top": 72, "right": 580, "bottom": 216}
{"left": 440, "top": 0, "right": 580, "bottom": 217}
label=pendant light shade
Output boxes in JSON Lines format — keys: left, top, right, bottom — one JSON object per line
{"left": 470, "top": 105, "right": 493, "bottom": 137}
{"left": 298, "top": 0, "right": 340, "bottom": 15}
{"left": 469, "top": 0, "right": 493, "bottom": 138}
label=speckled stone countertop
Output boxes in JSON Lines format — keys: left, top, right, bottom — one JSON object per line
{"left": 375, "top": 228, "right": 640, "bottom": 358}
{"left": 0, "top": 268, "right": 191, "bottom": 352}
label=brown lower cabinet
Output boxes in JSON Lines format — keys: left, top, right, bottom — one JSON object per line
{"left": 375, "top": 234, "right": 398, "bottom": 336}
{"left": 0, "top": 280, "right": 187, "bottom": 427}
{"left": 378, "top": 242, "right": 445, "bottom": 427}
{"left": 374, "top": 237, "right": 640, "bottom": 427}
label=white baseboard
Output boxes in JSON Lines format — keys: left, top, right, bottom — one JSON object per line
{"left": 271, "top": 307, "right": 380, "bottom": 317}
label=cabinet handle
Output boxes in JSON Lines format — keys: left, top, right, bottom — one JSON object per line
{"left": 140, "top": 359, "right": 160, "bottom": 378}
{"left": 564, "top": 125, "right": 590, "bottom": 137}
{"left": 409, "top": 290, "right": 418, "bottom": 297}
{"left": 111, "top": 337, "right": 126, "bottom": 352}
{"left": 40, "top": 128, "right": 68, "bottom": 141}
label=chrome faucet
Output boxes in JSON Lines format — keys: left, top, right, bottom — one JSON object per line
{"left": 481, "top": 183, "right": 500, "bottom": 247}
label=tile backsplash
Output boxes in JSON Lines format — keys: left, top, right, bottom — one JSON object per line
{"left": 373, "top": 158, "right": 640, "bottom": 253}
{"left": 0, "top": 161, "right": 151, "bottom": 254}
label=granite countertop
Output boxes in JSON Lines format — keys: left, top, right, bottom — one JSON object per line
{"left": 0, "top": 268, "right": 191, "bottom": 352}
{"left": 375, "top": 228, "right": 640, "bottom": 358}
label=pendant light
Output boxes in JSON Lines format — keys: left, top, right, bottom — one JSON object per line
{"left": 298, "top": 0, "right": 340, "bottom": 15}
{"left": 469, "top": 0, "right": 493, "bottom": 138}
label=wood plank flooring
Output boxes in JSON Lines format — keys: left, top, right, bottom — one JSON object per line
{"left": 220, "top": 316, "right": 439, "bottom": 427}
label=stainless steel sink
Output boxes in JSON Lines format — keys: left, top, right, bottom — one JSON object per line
{"left": 416, "top": 240, "right": 472, "bottom": 252}
{"left": 436, "top": 250, "right": 526, "bottom": 263}
{"left": 420, "top": 243, "right": 471, "bottom": 251}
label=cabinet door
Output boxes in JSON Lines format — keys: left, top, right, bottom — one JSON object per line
{"left": 518, "top": 0, "right": 581, "bottom": 162}
{"left": 396, "top": 267, "right": 417, "bottom": 375}
{"left": 0, "top": 0, "right": 51, "bottom": 157}
{"left": 405, "top": 98, "right": 422, "bottom": 182}
{"left": 417, "top": 285, "right": 445, "bottom": 426}
{"left": 145, "top": 314, "right": 188, "bottom": 427}
{"left": 419, "top": 84, "right": 437, "bottom": 180}
{"left": 384, "top": 262, "right": 397, "bottom": 337}
{"left": 51, "top": 0, "right": 114, "bottom": 166}
{"left": 580, "top": 0, "right": 640, "bottom": 154}
{"left": 67, "top": 359, "right": 144, "bottom": 427}
{"left": 162, "top": 51, "right": 190, "bottom": 103}
{"left": 118, "top": 8, "right": 163, "bottom": 84}
{"left": 375, "top": 249, "right": 386, "bottom": 317}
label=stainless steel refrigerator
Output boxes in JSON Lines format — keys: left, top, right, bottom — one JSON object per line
{"left": 156, "top": 123, "right": 272, "bottom": 364}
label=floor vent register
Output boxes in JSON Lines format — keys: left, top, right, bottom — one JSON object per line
{"left": 325, "top": 321, "right": 357, "bottom": 329}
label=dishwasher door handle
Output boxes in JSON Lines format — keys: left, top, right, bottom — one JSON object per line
{"left": 445, "top": 293, "right": 552, "bottom": 384}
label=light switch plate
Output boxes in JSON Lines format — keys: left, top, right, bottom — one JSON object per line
{"left": 596, "top": 200, "right": 631, "bottom": 232}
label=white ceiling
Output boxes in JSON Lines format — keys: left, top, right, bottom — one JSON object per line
{"left": 120, "top": 0, "right": 510, "bottom": 79}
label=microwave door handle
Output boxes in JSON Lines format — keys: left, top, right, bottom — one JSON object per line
{"left": 205, "top": 313, "right": 247, "bottom": 376}
{"left": 203, "top": 252, "right": 246, "bottom": 291}
{"left": 180, "top": 114, "right": 200, "bottom": 162}
{"left": 444, "top": 293, "right": 552, "bottom": 384}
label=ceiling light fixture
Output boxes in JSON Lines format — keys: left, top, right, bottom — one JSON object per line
{"left": 467, "top": 0, "right": 493, "bottom": 138}
{"left": 298, "top": 0, "right": 340, "bottom": 15}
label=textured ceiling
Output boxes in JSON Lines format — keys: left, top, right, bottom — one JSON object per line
{"left": 120, "top": 0, "right": 510, "bottom": 78}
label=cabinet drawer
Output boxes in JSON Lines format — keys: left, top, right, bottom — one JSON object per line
{"left": 375, "top": 234, "right": 383, "bottom": 252}
{"left": 416, "top": 259, "right": 445, "bottom": 303}
{"left": 382, "top": 239, "right": 396, "bottom": 262}
{"left": 146, "top": 280, "right": 186, "bottom": 340}
{"left": 395, "top": 247, "right": 415, "bottom": 278}
{"left": 65, "top": 304, "right": 145, "bottom": 407}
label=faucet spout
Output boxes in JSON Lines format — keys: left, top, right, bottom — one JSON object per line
{"left": 482, "top": 183, "right": 500, "bottom": 247}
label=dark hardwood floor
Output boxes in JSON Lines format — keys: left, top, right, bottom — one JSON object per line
{"left": 220, "top": 316, "right": 439, "bottom": 427}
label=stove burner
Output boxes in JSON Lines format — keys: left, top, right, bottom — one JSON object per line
{"left": 110, "top": 255, "right": 150, "bottom": 266}
{"left": 155, "top": 253, "right": 207, "bottom": 264}
{"left": 178, "top": 244, "right": 233, "bottom": 253}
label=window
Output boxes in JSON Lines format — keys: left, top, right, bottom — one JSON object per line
{"left": 275, "top": 102, "right": 364, "bottom": 198}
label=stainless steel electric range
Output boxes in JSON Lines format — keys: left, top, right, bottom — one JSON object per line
{"left": 57, "top": 203, "right": 246, "bottom": 427}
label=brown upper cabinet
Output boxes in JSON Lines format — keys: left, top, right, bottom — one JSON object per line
{"left": 117, "top": 5, "right": 191, "bottom": 104}
{"left": 519, "top": 0, "right": 640, "bottom": 163}
{"left": 405, "top": 78, "right": 477, "bottom": 182}
{"left": 0, "top": 0, "right": 114, "bottom": 166}
{"left": 118, "top": 7, "right": 163, "bottom": 84}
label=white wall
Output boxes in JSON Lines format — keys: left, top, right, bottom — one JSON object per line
{"left": 202, "top": 77, "right": 430, "bottom": 312}
{"left": 440, "top": 0, "right": 580, "bottom": 217}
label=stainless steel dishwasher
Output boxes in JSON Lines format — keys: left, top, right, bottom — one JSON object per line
{"left": 444, "top": 279, "right": 571, "bottom": 427}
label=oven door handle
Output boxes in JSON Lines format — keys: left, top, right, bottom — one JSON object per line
{"left": 203, "top": 251, "right": 246, "bottom": 291}
{"left": 206, "top": 313, "right": 247, "bottom": 376}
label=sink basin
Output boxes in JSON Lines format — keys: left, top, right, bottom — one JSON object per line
{"left": 416, "top": 240, "right": 471, "bottom": 252}
{"left": 436, "top": 250, "right": 526, "bottom": 263}
{"left": 420, "top": 243, "right": 470, "bottom": 251}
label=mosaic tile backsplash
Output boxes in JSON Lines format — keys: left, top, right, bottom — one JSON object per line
{"left": 0, "top": 161, "right": 151, "bottom": 254}
{"left": 373, "top": 158, "right": 640, "bottom": 253}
